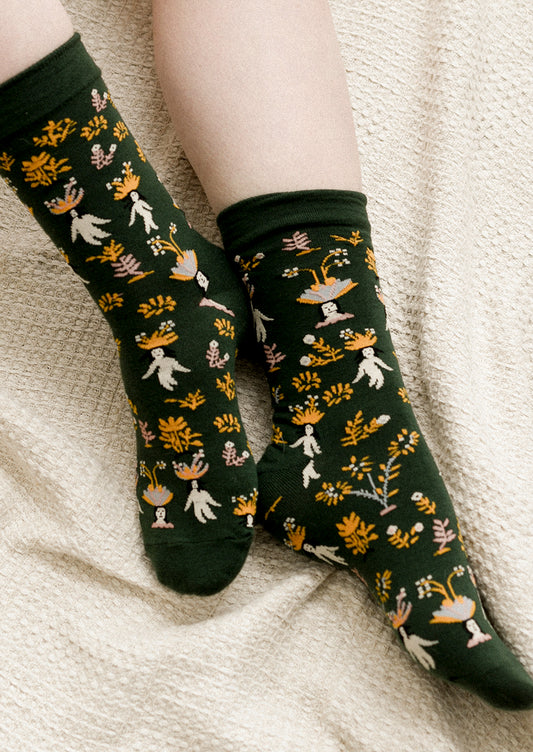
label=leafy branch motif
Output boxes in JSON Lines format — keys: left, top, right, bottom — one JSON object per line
{"left": 138, "top": 420, "right": 156, "bottom": 447}
{"left": 213, "top": 414, "right": 241, "bottom": 433}
{"left": 206, "top": 340, "right": 229, "bottom": 369}
{"left": 158, "top": 416, "right": 203, "bottom": 453}
{"left": 232, "top": 489, "right": 258, "bottom": 527}
{"left": 283, "top": 517, "right": 307, "bottom": 551}
{"left": 341, "top": 411, "right": 390, "bottom": 447}
{"left": 33, "top": 118, "right": 77, "bottom": 148}
{"left": 411, "top": 492, "right": 436, "bottom": 516}
{"left": 80, "top": 115, "right": 108, "bottom": 141}
{"left": 299, "top": 334, "right": 344, "bottom": 367}
{"left": 432, "top": 518, "right": 456, "bottom": 556}
{"left": 340, "top": 427, "right": 418, "bottom": 516}
{"left": 365, "top": 247, "right": 378, "bottom": 276}
{"left": 315, "top": 481, "right": 353, "bottom": 506}
{"left": 386, "top": 522, "right": 424, "bottom": 549}
{"left": 87, "top": 239, "right": 153, "bottom": 281}
{"left": 213, "top": 318, "right": 235, "bottom": 339}
{"left": 216, "top": 372, "right": 236, "bottom": 400}
{"left": 222, "top": 441, "right": 250, "bottom": 467}
{"left": 137, "top": 295, "right": 177, "bottom": 318}
{"left": 177, "top": 390, "right": 206, "bottom": 410}
{"left": 375, "top": 569, "right": 392, "bottom": 603}
{"left": 263, "top": 343, "right": 286, "bottom": 372}
{"left": 0, "top": 152, "right": 15, "bottom": 171}
{"left": 98, "top": 292, "right": 124, "bottom": 312}
{"left": 322, "top": 383, "right": 353, "bottom": 406}
{"left": 336, "top": 511, "right": 378, "bottom": 556}
{"left": 292, "top": 371, "right": 321, "bottom": 392}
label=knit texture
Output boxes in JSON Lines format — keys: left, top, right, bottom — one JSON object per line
{"left": 0, "top": 0, "right": 531, "bottom": 749}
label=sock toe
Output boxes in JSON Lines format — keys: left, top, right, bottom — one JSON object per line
{"left": 146, "top": 534, "right": 254, "bottom": 595}
{"left": 457, "top": 662, "right": 533, "bottom": 711}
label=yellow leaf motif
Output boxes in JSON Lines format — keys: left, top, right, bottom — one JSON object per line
{"left": 284, "top": 518, "right": 306, "bottom": 551}
{"left": 80, "top": 115, "right": 108, "bottom": 141}
{"left": 135, "top": 139, "right": 146, "bottom": 162}
{"left": 341, "top": 411, "right": 390, "bottom": 447}
{"left": 233, "top": 489, "right": 258, "bottom": 519}
{"left": 98, "top": 292, "right": 124, "bottom": 312}
{"left": 0, "top": 152, "right": 15, "bottom": 171}
{"left": 342, "top": 455, "right": 372, "bottom": 480}
{"left": 113, "top": 121, "right": 129, "bottom": 141}
{"left": 21, "top": 152, "right": 71, "bottom": 187}
{"left": 137, "top": 295, "right": 177, "bottom": 318}
{"left": 388, "top": 429, "right": 420, "bottom": 458}
{"left": 398, "top": 387, "right": 410, "bottom": 403}
{"left": 365, "top": 247, "right": 378, "bottom": 275}
{"left": 272, "top": 425, "right": 286, "bottom": 444}
{"left": 330, "top": 231, "right": 364, "bottom": 247}
{"left": 315, "top": 480, "right": 353, "bottom": 506}
{"left": 86, "top": 239, "right": 124, "bottom": 263}
{"left": 375, "top": 570, "right": 392, "bottom": 603}
{"left": 411, "top": 492, "right": 436, "bottom": 516}
{"left": 177, "top": 390, "right": 206, "bottom": 410}
{"left": 213, "top": 414, "right": 241, "bottom": 433}
{"left": 213, "top": 318, "right": 235, "bottom": 339}
{"left": 216, "top": 372, "right": 236, "bottom": 400}
{"left": 33, "top": 118, "right": 77, "bottom": 147}
{"left": 387, "top": 523, "right": 424, "bottom": 549}
{"left": 337, "top": 511, "right": 378, "bottom": 555}
{"left": 292, "top": 371, "right": 321, "bottom": 392}
{"left": 300, "top": 334, "right": 344, "bottom": 367}
{"left": 322, "top": 382, "right": 353, "bottom": 406}
{"left": 159, "top": 416, "right": 203, "bottom": 453}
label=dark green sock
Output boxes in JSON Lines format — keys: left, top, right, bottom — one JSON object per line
{"left": 217, "top": 189, "right": 533, "bottom": 708}
{"left": 0, "top": 34, "right": 258, "bottom": 595}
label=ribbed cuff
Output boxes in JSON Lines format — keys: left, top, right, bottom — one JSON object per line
{"left": 0, "top": 33, "right": 101, "bottom": 144}
{"left": 217, "top": 189, "right": 371, "bottom": 254}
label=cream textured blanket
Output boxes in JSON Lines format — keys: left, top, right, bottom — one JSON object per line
{"left": 0, "top": 1, "right": 531, "bottom": 750}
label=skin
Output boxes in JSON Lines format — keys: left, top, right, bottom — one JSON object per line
{"left": 0, "top": 0, "right": 362, "bottom": 215}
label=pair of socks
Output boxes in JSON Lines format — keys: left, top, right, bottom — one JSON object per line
{"left": 1, "top": 34, "right": 532, "bottom": 710}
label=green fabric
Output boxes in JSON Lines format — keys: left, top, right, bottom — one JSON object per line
{"left": 218, "top": 189, "right": 533, "bottom": 709}
{"left": 0, "top": 34, "right": 258, "bottom": 595}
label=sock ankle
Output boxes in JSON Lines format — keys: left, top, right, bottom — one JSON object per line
{"left": 217, "top": 189, "right": 533, "bottom": 708}
{"left": 0, "top": 34, "right": 258, "bottom": 595}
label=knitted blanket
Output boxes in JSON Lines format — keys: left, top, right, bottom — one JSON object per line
{"left": 0, "top": 1, "right": 531, "bottom": 749}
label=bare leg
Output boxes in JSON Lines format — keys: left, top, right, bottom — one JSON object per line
{"left": 152, "top": 0, "right": 362, "bottom": 214}
{"left": 0, "top": 0, "right": 73, "bottom": 83}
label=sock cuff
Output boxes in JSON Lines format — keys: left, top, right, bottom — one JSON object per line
{"left": 0, "top": 32, "right": 101, "bottom": 144}
{"left": 217, "top": 189, "right": 371, "bottom": 253}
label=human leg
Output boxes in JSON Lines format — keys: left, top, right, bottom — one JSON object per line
{"left": 153, "top": 0, "right": 533, "bottom": 706}
{"left": 0, "top": 3, "right": 258, "bottom": 595}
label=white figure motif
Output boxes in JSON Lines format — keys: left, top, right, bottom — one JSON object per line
{"left": 70, "top": 209, "right": 111, "bottom": 245}
{"left": 129, "top": 191, "right": 159, "bottom": 234}
{"left": 141, "top": 347, "right": 191, "bottom": 391}
{"left": 184, "top": 480, "right": 222, "bottom": 523}
{"left": 352, "top": 346, "right": 393, "bottom": 389}
{"left": 302, "top": 543, "right": 348, "bottom": 566}
{"left": 252, "top": 306, "right": 274, "bottom": 343}
{"left": 290, "top": 423, "right": 321, "bottom": 488}
{"left": 398, "top": 627, "right": 438, "bottom": 670}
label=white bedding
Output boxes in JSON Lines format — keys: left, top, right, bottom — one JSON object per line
{"left": 0, "top": 1, "right": 531, "bottom": 749}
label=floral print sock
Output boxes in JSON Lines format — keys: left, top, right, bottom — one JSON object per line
{"left": 217, "top": 189, "right": 533, "bottom": 708}
{"left": 0, "top": 34, "right": 258, "bottom": 595}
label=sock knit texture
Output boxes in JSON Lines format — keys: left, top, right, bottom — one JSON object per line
{"left": 217, "top": 189, "right": 533, "bottom": 709}
{"left": 0, "top": 34, "right": 258, "bottom": 595}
